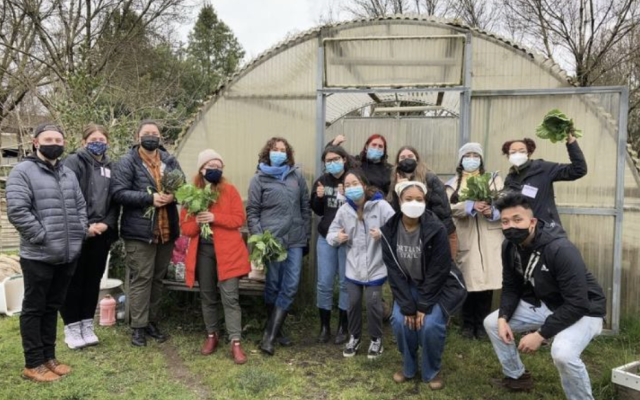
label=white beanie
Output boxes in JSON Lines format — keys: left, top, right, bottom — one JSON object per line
{"left": 458, "top": 142, "right": 484, "bottom": 165}
{"left": 395, "top": 181, "right": 428, "bottom": 197}
{"left": 197, "top": 149, "right": 224, "bottom": 169}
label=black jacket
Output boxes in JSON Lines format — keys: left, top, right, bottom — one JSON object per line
{"left": 64, "top": 149, "right": 119, "bottom": 243}
{"left": 389, "top": 172, "right": 455, "bottom": 235}
{"left": 310, "top": 173, "right": 346, "bottom": 237}
{"left": 499, "top": 221, "right": 606, "bottom": 339}
{"left": 111, "top": 146, "right": 183, "bottom": 243}
{"left": 503, "top": 141, "right": 587, "bottom": 226}
{"left": 381, "top": 210, "right": 467, "bottom": 317}
{"left": 358, "top": 157, "right": 393, "bottom": 195}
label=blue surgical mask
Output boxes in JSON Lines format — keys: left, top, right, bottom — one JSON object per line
{"left": 325, "top": 161, "right": 344, "bottom": 175}
{"left": 86, "top": 141, "right": 108, "bottom": 156}
{"left": 269, "top": 151, "right": 287, "bottom": 166}
{"left": 345, "top": 186, "right": 364, "bottom": 201}
{"left": 462, "top": 157, "right": 481, "bottom": 172}
{"left": 366, "top": 147, "right": 383, "bottom": 161}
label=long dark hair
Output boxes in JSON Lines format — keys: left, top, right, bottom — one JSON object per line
{"left": 258, "top": 137, "right": 295, "bottom": 166}
{"left": 358, "top": 134, "right": 388, "bottom": 162}
{"left": 449, "top": 157, "right": 486, "bottom": 205}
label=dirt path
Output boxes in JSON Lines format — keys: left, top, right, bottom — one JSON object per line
{"left": 160, "top": 341, "right": 211, "bottom": 400}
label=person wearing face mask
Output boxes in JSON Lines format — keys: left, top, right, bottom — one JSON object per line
{"left": 483, "top": 194, "right": 605, "bottom": 399}
{"left": 502, "top": 135, "right": 587, "bottom": 227}
{"left": 326, "top": 170, "right": 395, "bottom": 360}
{"left": 380, "top": 181, "right": 466, "bottom": 391}
{"left": 330, "top": 133, "right": 393, "bottom": 195}
{"left": 179, "top": 149, "right": 250, "bottom": 364}
{"left": 247, "top": 137, "right": 311, "bottom": 356}
{"left": 387, "top": 146, "right": 456, "bottom": 258}
{"left": 310, "top": 146, "right": 354, "bottom": 345}
{"left": 445, "top": 143, "right": 503, "bottom": 340}
{"left": 60, "top": 124, "right": 120, "bottom": 350}
{"left": 6, "top": 123, "right": 88, "bottom": 382}
{"left": 112, "top": 119, "right": 184, "bottom": 347}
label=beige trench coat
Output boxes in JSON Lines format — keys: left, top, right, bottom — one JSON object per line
{"left": 445, "top": 174, "right": 504, "bottom": 292}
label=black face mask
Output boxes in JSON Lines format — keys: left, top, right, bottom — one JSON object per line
{"left": 503, "top": 227, "right": 532, "bottom": 245}
{"left": 204, "top": 168, "right": 223, "bottom": 184}
{"left": 38, "top": 144, "right": 64, "bottom": 160}
{"left": 397, "top": 158, "right": 418, "bottom": 174}
{"left": 140, "top": 136, "right": 160, "bottom": 151}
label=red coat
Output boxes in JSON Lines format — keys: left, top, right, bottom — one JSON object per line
{"left": 179, "top": 182, "right": 251, "bottom": 287}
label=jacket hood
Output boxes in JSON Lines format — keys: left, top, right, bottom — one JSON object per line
{"left": 531, "top": 219, "right": 566, "bottom": 250}
{"left": 346, "top": 190, "right": 383, "bottom": 211}
{"left": 26, "top": 155, "right": 63, "bottom": 171}
{"left": 129, "top": 144, "right": 173, "bottom": 162}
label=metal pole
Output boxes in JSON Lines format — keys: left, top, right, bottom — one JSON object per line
{"left": 316, "top": 42, "right": 326, "bottom": 178}
{"left": 459, "top": 32, "right": 473, "bottom": 147}
{"left": 611, "top": 87, "right": 629, "bottom": 334}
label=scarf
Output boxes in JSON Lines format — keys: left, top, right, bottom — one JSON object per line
{"left": 139, "top": 148, "right": 170, "bottom": 244}
{"left": 259, "top": 162, "right": 290, "bottom": 181}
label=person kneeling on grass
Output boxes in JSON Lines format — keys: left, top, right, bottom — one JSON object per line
{"left": 483, "top": 193, "right": 606, "bottom": 400}
{"left": 380, "top": 181, "right": 467, "bottom": 391}
{"left": 326, "top": 169, "right": 395, "bottom": 359}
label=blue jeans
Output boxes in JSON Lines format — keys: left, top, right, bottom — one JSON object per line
{"left": 391, "top": 286, "right": 447, "bottom": 382}
{"left": 264, "top": 247, "right": 303, "bottom": 311}
{"left": 316, "top": 235, "right": 348, "bottom": 311}
{"left": 483, "top": 300, "right": 603, "bottom": 400}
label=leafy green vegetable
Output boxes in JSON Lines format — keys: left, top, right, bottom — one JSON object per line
{"left": 247, "top": 231, "right": 287, "bottom": 272}
{"left": 459, "top": 173, "right": 499, "bottom": 203}
{"left": 143, "top": 169, "right": 186, "bottom": 219}
{"left": 175, "top": 184, "right": 220, "bottom": 239}
{"left": 536, "top": 109, "right": 583, "bottom": 143}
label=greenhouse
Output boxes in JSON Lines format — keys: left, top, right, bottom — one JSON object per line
{"left": 174, "top": 15, "right": 640, "bottom": 333}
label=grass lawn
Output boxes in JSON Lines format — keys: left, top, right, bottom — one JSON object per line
{"left": 0, "top": 294, "right": 638, "bottom": 400}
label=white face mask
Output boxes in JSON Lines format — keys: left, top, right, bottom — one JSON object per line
{"left": 401, "top": 200, "right": 426, "bottom": 219}
{"left": 509, "top": 152, "right": 528, "bottom": 167}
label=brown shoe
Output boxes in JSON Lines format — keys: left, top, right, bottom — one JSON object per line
{"left": 491, "top": 371, "right": 534, "bottom": 392}
{"left": 201, "top": 333, "right": 219, "bottom": 355}
{"left": 44, "top": 359, "right": 72, "bottom": 376}
{"left": 428, "top": 372, "right": 444, "bottom": 390}
{"left": 231, "top": 340, "right": 247, "bottom": 365}
{"left": 22, "top": 365, "right": 61, "bottom": 382}
{"left": 393, "top": 371, "right": 412, "bottom": 383}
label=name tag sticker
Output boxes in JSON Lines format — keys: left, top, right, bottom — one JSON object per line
{"left": 104, "top": 168, "right": 111, "bottom": 178}
{"left": 522, "top": 184, "right": 538, "bottom": 199}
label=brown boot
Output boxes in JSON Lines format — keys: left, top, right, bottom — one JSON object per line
{"left": 231, "top": 340, "right": 247, "bottom": 365}
{"left": 491, "top": 371, "right": 534, "bottom": 392}
{"left": 393, "top": 371, "right": 413, "bottom": 383}
{"left": 201, "top": 333, "right": 219, "bottom": 355}
{"left": 22, "top": 365, "right": 61, "bottom": 382}
{"left": 44, "top": 359, "right": 72, "bottom": 376}
{"left": 428, "top": 372, "right": 444, "bottom": 390}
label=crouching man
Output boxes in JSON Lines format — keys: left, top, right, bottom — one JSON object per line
{"left": 6, "top": 123, "right": 88, "bottom": 382}
{"left": 483, "top": 193, "right": 606, "bottom": 400}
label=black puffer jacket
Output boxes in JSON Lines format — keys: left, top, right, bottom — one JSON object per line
{"left": 6, "top": 156, "right": 88, "bottom": 264}
{"left": 64, "top": 149, "right": 119, "bottom": 243}
{"left": 111, "top": 146, "right": 182, "bottom": 243}
{"left": 381, "top": 210, "right": 467, "bottom": 317}
{"left": 503, "top": 141, "right": 587, "bottom": 226}
{"left": 499, "top": 221, "right": 606, "bottom": 339}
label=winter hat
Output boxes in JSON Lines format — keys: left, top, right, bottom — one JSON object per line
{"left": 33, "top": 123, "right": 64, "bottom": 138}
{"left": 395, "top": 181, "right": 428, "bottom": 198}
{"left": 197, "top": 149, "right": 224, "bottom": 169}
{"left": 458, "top": 142, "right": 483, "bottom": 165}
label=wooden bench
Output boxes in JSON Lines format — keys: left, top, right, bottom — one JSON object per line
{"left": 162, "top": 278, "right": 264, "bottom": 296}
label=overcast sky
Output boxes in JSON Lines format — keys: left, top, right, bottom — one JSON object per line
{"left": 182, "top": 0, "right": 349, "bottom": 61}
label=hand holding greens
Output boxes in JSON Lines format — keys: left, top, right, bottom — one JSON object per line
{"left": 248, "top": 231, "right": 287, "bottom": 272}
{"left": 175, "top": 184, "right": 220, "bottom": 239}
{"left": 536, "top": 109, "right": 583, "bottom": 143}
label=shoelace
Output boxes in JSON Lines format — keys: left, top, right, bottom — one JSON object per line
{"left": 82, "top": 324, "right": 96, "bottom": 337}
{"left": 370, "top": 340, "right": 382, "bottom": 352}
{"left": 346, "top": 337, "right": 358, "bottom": 349}
{"left": 35, "top": 365, "right": 51, "bottom": 373}
{"left": 69, "top": 327, "right": 83, "bottom": 341}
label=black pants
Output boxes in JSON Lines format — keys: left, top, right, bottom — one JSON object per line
{"left": 20, "top": 258, "right": 77, "bottom": 368}
{"left": 60, "top": 235, "right": 111, "bottom": 325}
{"left": 461, "top": 290, "right": 494, "bottom": 330}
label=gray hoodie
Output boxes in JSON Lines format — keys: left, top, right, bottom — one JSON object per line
{"left": 326, "top": 195, "right": 395, "bottom": 284}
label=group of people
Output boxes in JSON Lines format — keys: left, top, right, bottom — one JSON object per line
{"left": 7, "top": 121, "right": 606, "bottom": 400}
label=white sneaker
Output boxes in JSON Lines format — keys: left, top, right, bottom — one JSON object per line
{"left": 64, "top": 322, "right": 87, "bottom": 349}
{"left": 367, "top": 338, "right": 384, "bottom": 360}
{"left": 81, "top": 319, "right": 99, "bottom": 346}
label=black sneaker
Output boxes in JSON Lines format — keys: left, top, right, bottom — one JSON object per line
{"left": 367, "top": 338, "right": 383, "bottom": 359}
{"left": 343, "top": 336, "right": 361, "bottom": 358}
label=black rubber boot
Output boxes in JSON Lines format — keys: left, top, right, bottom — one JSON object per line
{"left": 317, "top": 308, "right": 331, "bottom": 344}
{"left": 334, "top": 309, "right": 348, "bottom": 345}
{"left": 277, "top": 318, "right": 293, "bottom": 347}
{"left": 260, "top": 307, "right": 287, "bottom": 356}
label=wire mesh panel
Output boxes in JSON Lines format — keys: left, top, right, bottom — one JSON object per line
{"left": 323, "top": 35, "right": 465, "bottom": 88}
